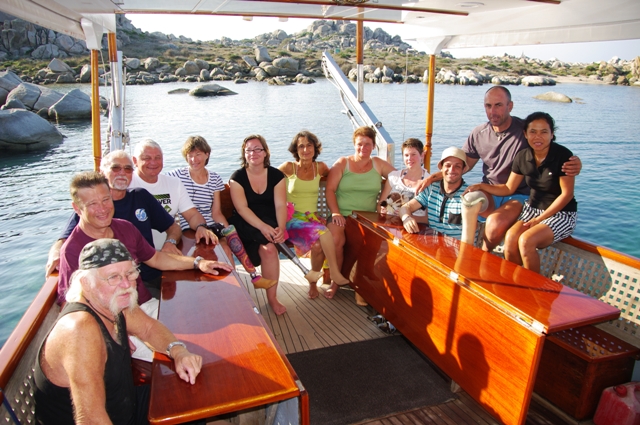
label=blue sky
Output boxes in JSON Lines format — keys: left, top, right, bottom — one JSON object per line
{"left": 128, "top": 15, "right": 640, "bottom": 64}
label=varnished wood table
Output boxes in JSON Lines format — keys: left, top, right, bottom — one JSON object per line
{"left": 148, "top": 245, "right": 309, "bottom": 425}
{"left": 343, "top": 212, "right": 620, "bottom": 425}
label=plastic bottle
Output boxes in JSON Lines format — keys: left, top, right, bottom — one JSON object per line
{"left": 593, "top": 382, "right": 640, "bottom": 425}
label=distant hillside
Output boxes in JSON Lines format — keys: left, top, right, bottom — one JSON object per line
{"left": 1, "top": 14, "right": 638, "bottom": 86}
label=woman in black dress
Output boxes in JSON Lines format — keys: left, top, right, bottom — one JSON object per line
{"left": 229, "top": 134, "right": 288, "bottom": 315}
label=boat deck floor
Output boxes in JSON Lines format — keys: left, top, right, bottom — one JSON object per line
{"left": 232, "top": 259, "right": 592, "bottom": 425}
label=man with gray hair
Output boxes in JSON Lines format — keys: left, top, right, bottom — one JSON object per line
{"left": 131, "top": 139, "right": 217, "bottom": 249}
{"left": 34, "top": 239, "right": 203, "bottom": 425}
{"left": 56, "top": 171, "right": 232, "bottom": 304}
{"left": 46, "top": 150, "right": 183, "bottom": 297}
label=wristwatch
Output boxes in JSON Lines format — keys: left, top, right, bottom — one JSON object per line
{"left": 164, "top": 238, "right": 177, "bottom": 245}
{"left": 166, "top": 341, "right": 187, "bottom": 358}
{"left": 193, "top": 255, "right": 204, "bottom": 269}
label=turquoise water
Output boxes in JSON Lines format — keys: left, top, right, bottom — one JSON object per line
{"left": 1, "top": 79, "right": 639, "bottom": 346}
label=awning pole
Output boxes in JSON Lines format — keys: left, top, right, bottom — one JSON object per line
{"left": 91, "top": 49, "right": 101, "bottom": 171}
{"left": 424, "top": 54, "right": 436, "bottom": 173}
{"left": 356, "top": 14, "right": 364, "bottom": 103}
{"left": 107, "top": 32, "right": 124, "bottom": 151}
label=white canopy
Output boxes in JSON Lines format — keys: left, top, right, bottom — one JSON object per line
{"left": 1, "top": 0, "right": 639, "bottom": 52}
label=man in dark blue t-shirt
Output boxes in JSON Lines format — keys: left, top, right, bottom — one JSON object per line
{"left": 45, "top": 150, "right": 182, "bottom": 296}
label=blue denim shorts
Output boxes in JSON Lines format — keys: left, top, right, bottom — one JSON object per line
{"left": 478, "top": 194, "right": 529, "bottom": 222}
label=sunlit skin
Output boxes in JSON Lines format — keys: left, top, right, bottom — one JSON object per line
{"left": 525, "top": 119, "right": 552, "bottom": 157}
{"left": 378, "top": 146, "right": 425, "bottom": 217}
{"left": 230, "top": 137, "right": 288, "bottom": 315}
{"left": 400, "top": 156, "right": 465, "bottom": 234}
{"left": 325, "top": 130, "right": 396, "bottom": 306}
{"left": 297, "top": 137, "right": 316, "bottom": 163}
{"left": 92, "top": 261, "right": 139, "bottom": 316}
{"left": 278, "top": 136, "right": 350, "bottom": 300}
{"left": 465, "top": 118, "right": 575, "bottom": 272}
{"left": 354, "top": 135, "right": 374, "bottom": 160}
{"left": 105, "top": 157, "right": 134, "bottom": 193}
{"left": 402, "top": 147, "right": 421, "bottom": 170}
{"left": 72, "top": 184, "right": 115, "bottom": 235}
{"left": 187, "top": 149, "right": 209, "bottom": 173}
{"left": 133, "top": 146, "right": 164, "bottom": 183}
{"left": 484, "top": 88, "right": 513, "bottom": 132}
{"left": 441, "top": 157, "right": 464, "bottom": 186}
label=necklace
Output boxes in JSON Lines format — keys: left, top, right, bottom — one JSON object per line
{"left": 85, "top": 298, "right": 117, "bottom": 327}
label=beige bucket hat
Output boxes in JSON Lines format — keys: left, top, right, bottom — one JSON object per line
{"left": 437, "top": 147, "right": 469, "bottom": 172}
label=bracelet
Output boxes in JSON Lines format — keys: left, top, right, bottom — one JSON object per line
{"left": 164, "top": 238, "right": 177, "bottom": 245}
{"left": 166, "top": 341, "right": 187, "bottom": 358}
{"left": 195, "top": 223, "right": 207, "bottom": 230}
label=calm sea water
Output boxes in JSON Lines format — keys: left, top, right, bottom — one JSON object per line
{"left": 1, "top": 79, "right": 639, "bottom": 346}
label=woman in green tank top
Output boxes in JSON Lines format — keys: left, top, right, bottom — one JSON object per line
{"left": 279, "top": 131, "right": 350, "bottom": 299}
{"left": 325, "top": 127, "right": 396, "bottom": 303}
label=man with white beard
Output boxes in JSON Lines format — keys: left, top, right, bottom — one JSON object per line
{"left": 56, "top": 171, "right": 232, "bottom": 304}
{"left": 34, "top": 239, "right": 203, "bottom": 425}
{"left": 46, "top": 150, "right": 183, "bottom": 297}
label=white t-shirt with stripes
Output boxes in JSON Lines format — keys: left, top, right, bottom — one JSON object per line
{"left": 166, "top": 167, "right": 225, "bottom": 230}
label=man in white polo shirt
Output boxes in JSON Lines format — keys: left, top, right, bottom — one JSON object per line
{"left": 130, "top": 139, "right": 217, "bottom": 249}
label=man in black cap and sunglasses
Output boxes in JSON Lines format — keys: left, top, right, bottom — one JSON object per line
{"left": 35, "top": 238, "right": 203, "bottom": 425}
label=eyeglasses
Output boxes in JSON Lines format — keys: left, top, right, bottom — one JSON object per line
{"left": 99, "top": 267, "right": 140, "bottom": 286}
{"left": 110, "top": 165, "right": 134, "bottom": 173}
{"left": 245, "top": 148, "right": 265, "bottom": 154}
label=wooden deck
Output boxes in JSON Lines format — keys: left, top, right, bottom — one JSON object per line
{"left": 231, "top": 258, "right": 592, "bottom": 425}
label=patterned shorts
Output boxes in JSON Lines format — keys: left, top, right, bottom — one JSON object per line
{"left": 518, "top": 202, "right": 577, "bottom": 243}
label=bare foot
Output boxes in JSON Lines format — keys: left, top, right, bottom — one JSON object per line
{"left": 330, "top": 272, "right": 350, "bottom": 286}
{"left": 355, "top": 292, "right": 368, "bottom": 306}
{"left": 308, "top": 283, "right": 319, "bottom": 299}
{"left": 304, "top": 270, "right": 323, "bottom": 284}
{"left": 323, "top": 282, "right": 339, "bottom": 299}
{"left": 268, "top": 299, "right": 287, "bottom": 315}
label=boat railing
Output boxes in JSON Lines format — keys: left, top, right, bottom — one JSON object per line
{"left": 539, "top": 238, "right": 640, "bottom": 346}
{"left": 321, "top": 52, "right": 396, "bottom": 165}
{"left": 0, "top": 276, "right": 60, "bottom": 424}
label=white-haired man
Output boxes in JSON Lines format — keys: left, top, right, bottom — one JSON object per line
{"left": 34, "top": 238, "right": 203, "bottom": 425}
{"left": 46, "top": 150, "right": 183, "bottom": 296}
{"left": 130, "top": 139, "right": 217, "bottom": 249}
{"left": 56, "top": 171, "right": 232, "bottom": 304}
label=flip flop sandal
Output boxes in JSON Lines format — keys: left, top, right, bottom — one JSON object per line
{"left": 368, "top": 314, "right": 386, "bottom": 325}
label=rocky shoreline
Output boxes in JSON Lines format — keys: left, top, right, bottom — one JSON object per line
{"left": 2, "top": 14, "right": 639, "bottom": 88}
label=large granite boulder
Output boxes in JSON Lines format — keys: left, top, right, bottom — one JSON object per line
{"left": 0, "top": 70, "right": 23, "bottom": 105}
{"left": 189, "top": 83, "right": 237, "bottom": 97}
{"left": 80, "top": 64, "right": 91, "bottom": 83}
{"left": 194, "top": 59, "right": 209, "bottom": 71}
{"left": 7, "top": 83, "right": 65, "bottom": 110}
{"left": 533, "top": 92, "right": 572, "bottom": 103}
{"left": 125, "top": 58, "right": 141, "bottom": 70}
{"left": 48, "top": 88, "right": 91, "bottom": 121}
{"left": 243, "top": 55, "right": 258, "bottom": 68}
{"left": 0, "top": 109, "right": 63, "bottom": 151}
{"left": 48, "top": 58, "right": 73, "bottom": 73}
{"left": 522, "top": 76, "right": 556, "bottom": 86}
{"left": 273, "top": 57, "right": 299, "bottom": 71}
{"left": 144, "top": 57, "right": 160, "bottom": 71}
{"left": 183, "top": 61, "right": 200, "bottom": 75}
{"left": 255, "top": 46, "right": 272, "bottom": 63}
